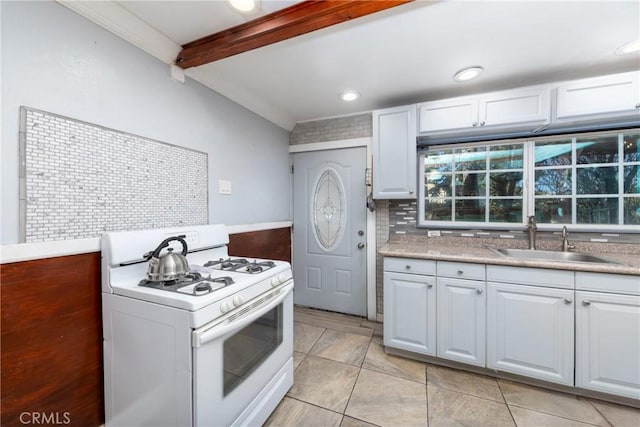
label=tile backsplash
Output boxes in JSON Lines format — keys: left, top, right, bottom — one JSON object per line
{"left": 20, "top": 108, "right": 208, "bottom": 242}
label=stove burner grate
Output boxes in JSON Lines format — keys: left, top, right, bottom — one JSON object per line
{"left": 204, "top": 258, "right": 276, "bottom": 273}
{"left": 138, "top": 272, "right": 235, "bottom": 296}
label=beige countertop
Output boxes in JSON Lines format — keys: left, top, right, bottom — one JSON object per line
{"left": 379, "top": 242, "right": 640, "bottom": 276}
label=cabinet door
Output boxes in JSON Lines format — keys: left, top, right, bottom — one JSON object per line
{"left": 372, "top": 105, "right": 417, "bottom": 199}
{"left": 555, "top": 71, "right": 640, "bottom": 121}
{"left": 480, "top": 87, "right": 550, "bottom": 127}
{"left": 437, "top": 278, "right": 485, "bottom": 366}
{"left": 418, "top": 97, "right": 478, "bottom": 133}
{"left": 576, "top": 291, "right": 640, "bottom": 399}
{"left": 487, "top": 283, "right": 575, "bottom": 386}
{"left": 383, "top": 271, "right": 436, "bottom": 355}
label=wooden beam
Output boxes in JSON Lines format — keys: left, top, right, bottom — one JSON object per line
{"left": 176, "top": 0, "right": 413, "bottom": 69}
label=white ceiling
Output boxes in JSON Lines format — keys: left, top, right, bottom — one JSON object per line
{"left": 63, "top": 0, "right": 640, "bottom": 130}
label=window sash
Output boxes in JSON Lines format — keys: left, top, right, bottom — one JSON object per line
{"left": 418, "top": 128, "right": 640, "bottom": 232}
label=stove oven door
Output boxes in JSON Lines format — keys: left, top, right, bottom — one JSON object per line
{"left": 192, "top": 282, "right": 293, "bottom": 427}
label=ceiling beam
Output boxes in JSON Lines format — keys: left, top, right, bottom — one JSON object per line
{"left": 175, "top": 0, "right": 413, "bottom": 69}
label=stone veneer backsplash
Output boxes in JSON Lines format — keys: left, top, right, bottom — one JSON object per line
{"left": 375, "top": 199, "right": 640, "bottom": 315}
{"left": 290, "top": 113, "right": 372, "bottom": 145}
{"left": 20, "top": 108, "right": 208, "bottom": 242}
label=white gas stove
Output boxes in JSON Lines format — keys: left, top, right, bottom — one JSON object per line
{"left": 102, "top": 224, "right": 294, "bottom": 427}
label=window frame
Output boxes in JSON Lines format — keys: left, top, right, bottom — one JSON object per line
{"left": 417, "top": 128, "right": 640, "bottom": 233}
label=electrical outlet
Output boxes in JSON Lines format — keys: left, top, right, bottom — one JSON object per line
{"left": 427, "top": 230, "right": 441, "bottom": 237}
{"left": 218, "top": 179, "right": 232, "bottom": 195}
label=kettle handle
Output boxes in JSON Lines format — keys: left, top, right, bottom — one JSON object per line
{"left": 150, "top": 235, "right": 188, "bottom": 259}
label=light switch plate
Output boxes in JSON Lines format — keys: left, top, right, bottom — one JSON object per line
{"left": 218, "top": 179, "right": 232, "bottom": 195}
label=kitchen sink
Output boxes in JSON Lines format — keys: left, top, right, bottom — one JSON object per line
{"left": 487, "top": 247, "right": 624, "bottom": 265}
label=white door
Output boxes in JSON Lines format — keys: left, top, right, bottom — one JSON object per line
{"left": 576, "top": 291, "right": 640, "bottom": 399}
{"left": 437, "top": 277, "right": 486, "bottom": 367}
{"left": 487, "top": 283, "right": 575, "bottom": 386}
{"left": 383, "top": 271, "right": 436, "bottom": 355}
{"left": 292, "top": 147, "right": 367, "bottom": 316}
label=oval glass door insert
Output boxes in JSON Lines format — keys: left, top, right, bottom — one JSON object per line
{"left": 312, "top": 167, "right": 347, "bottom": 251}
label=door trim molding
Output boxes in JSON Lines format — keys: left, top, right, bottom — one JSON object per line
{"left": 290, "top": 137, "right": 377, "bottom": 321}
{"left": 289, "top": 137, "right": 371, "bottom": 153}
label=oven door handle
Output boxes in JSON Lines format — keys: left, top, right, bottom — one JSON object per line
{"left": 193, "top": 282, "right": 293, "bottom": 348}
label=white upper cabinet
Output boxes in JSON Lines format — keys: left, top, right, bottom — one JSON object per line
{"left": 418, "top": 97, "right": 478, "bottom": 133}
{"left": 418, "top": 86, "right": 550, "bottom": 134}
{"left": 372, "top": 105, "right": 417, "bottom": 199}
{"left": 554, "top": 71, "right": 640, "bottom": 122}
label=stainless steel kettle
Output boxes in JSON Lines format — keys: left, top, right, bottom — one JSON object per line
{"left": 145, "top": 235, "right": 189, "bottom": 282}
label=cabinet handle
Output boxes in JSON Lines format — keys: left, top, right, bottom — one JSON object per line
{"left": 472, "top": 121, "right": 478, "bottom": 127}
{"left": 457, "top": 270, "right": 464, "bottom": 275}
{"left": 582, "top": 300, "right": 591, "bottom": 306}
{"left": 428, "top": 283, "right": 433, "bottom": 288}
{"left": 480, "top": 121, "right": 486, "bottom": 126}
{"left": 635, "top": 103, "right": 640, "bottom": 109}
{"left": 564, "top": 298, "right": 573, "bottom": 304}
{"left": 409, "top": 190, "right": 414, "bottom": 194}
{"left": 405, "top": 265, "right": 411, "bottom": 270}
{"left": 476, "top": 288, "right": 483, "bottom": 294}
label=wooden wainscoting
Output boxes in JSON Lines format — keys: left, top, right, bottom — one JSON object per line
{"left": 0, "top": 253, "right": 104, "bottom": 427}
{"left": 228, "top": 227, "right": 292, "bottom": 263}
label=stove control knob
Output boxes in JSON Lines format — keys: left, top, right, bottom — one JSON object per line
{"left": 271, "top": 277, "right": 280, "bottom": 287}
{"left": 278, "top": 274, "right": 287, "bottom": 284}
{"left": 220, "top": 301, "right": 233, "bottom": 314}
{"left": 232, "top": 295, "right": 244, "bottom": 307}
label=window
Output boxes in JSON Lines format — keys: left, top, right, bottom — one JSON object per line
{"left": 419, "top": 129, "right": 640, "bottom": 230}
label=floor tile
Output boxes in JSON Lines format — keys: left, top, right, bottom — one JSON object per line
{"left": 498, "top": 380, "right": 609, "bottom": 426}
{"left": 428, "top": 385, "right": 515, "bottom": 427}
{"left": 510, "top": 406, "right": 602, "bottom": 427}
{"left": 310, "top": 329, "right": 371, "bottom": 366}
{"left": 590, "top": 399, "right": 640, "bottom": 427}
{"left": 340, "top": 415, "right": 380, "bottom": 427}
{"left": 287, "top": 355, "right": 359, "bottom": 413}
{"left": 427, "top": 364, "right": 503, "bottom": 402}
{"left": 295, "top": 311, "right": 374, "bottom": 337}
{"left": 293, "top": 351, "right": 305, "bottom": 370}
{"left": 294, "top": 322, "right": 325, "bottom": 353}
{"left": 296, "top": 306, "right": 364, "bottom": 326}
{"left": 362, "top": 340, "right": 426, "bottom": 384}
{"left": 345, "top": 368, "right": 428, "bottom": 427}
{"left": 264, "top": 397, "right": 342, "bottom": 427}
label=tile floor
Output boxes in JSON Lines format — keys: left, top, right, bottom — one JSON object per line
{"left": 264, "top": 306, "right": 640, "bottom": 427}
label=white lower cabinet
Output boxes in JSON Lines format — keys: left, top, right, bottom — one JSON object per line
{"left": 487, "top": 282, "right": 575, "bottom": 386}
{"left": 383, "top": 257, "right": 640, "bottom": 400}
{"left": 576, "top": 291, "right": 640, "bottom": 399}
{"left": 437, "top": 277, "right": 486, "bottom": 367}
{"left": 383, "top": 271, "right": 436, "bottom": 355}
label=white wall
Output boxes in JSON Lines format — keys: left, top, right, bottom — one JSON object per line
{"left": 0, "top": 0, "right": 291, "bottom": 244}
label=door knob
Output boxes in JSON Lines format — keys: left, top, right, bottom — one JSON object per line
{"left": 357, "top": 242, "right": 365, "bottom": 249}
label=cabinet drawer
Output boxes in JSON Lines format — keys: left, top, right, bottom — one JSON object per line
{"left": 576, "top": 272, "right": 640, "bottom": 295}
{"left": 437, "top": 261, "right": 485, "bottom": 280}
{"left": 487, "top": 265, "right": 574, "bottom": 289}
{"left": 384, "top": 257, "right": 436, "bottom": 275}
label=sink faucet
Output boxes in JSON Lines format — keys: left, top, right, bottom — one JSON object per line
{"left": 526, "top": 216, "right": 537, "bottom": 250}
{"left": 561, "top": 226, "right": 576, "bottom": 252}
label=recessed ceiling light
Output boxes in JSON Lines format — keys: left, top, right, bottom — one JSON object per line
{"left": 454, "top": 66, "right": 484, "bottom": 82}
{"left": 615, "top": 38, "right": 640, "bottom": 55}
{"left": 339, "top": 91, "right": 360, "bottom": 102}
{"left": 228, "top": 0, "right": 259, "bottom": 13}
